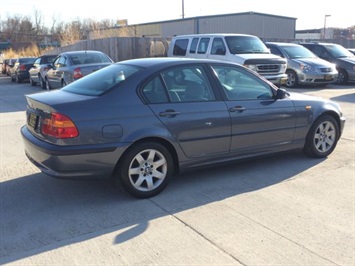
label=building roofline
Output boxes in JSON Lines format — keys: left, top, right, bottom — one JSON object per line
{"left": 112, "top": 11, "right": 297, "bottom": 29}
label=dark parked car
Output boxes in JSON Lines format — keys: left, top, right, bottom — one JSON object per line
{"left": 10, "top": 57, "right": 36, "bottom": 83}
{"left": 299, "top": 42, "right": 355, "bottom": 84}
{"left": 265, "top": 42, "right": 338, "bottom": 88}
{"left": 21, "top": 58, "right": 345, "bottom": 198}
{"left": 44, "top": 50, "right": 114, "bottom": 90}
{"left": 29, "top": 54, "right": 58, "bottom": 88}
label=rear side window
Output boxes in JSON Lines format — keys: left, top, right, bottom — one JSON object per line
{"left": 173, "top": 39, "right": 188, "bottom": 56}
{"left": 197, "top": 38, "right": 210, "bottom": 54}
{"left": 62, "top": 64, "right": 141, "bottom": 96}
{"left": 69, "top": 52, "right": 112, "bottom": 65}
{"left": 189, "top": 38, "right": 199, "bottom": 53}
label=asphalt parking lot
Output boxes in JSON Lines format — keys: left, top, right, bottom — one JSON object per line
{"left": 0, "top": 74, "right": 354, "bottom": 265}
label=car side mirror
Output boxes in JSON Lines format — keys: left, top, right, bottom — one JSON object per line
{"left": 276, "top": 88, "right": 289, "bottom": 99}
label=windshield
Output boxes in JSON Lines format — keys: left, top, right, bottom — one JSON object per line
{"left": 225, "top": 36, "right": 269, "bottom": 54}
{"left": 325, "top": 44, "right": 354, "bottom": 58}
{"left": 283, "top": 45, "right": 317, "bottom": 59}
{"left": 61, "top": 64, "right": 142, "bottom": 96}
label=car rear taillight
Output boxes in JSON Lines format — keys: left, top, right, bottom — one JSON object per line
{"left": 19, "top": 64, "right": 26, "bottom": 70}
{"left": 42, "top": 113, "right": 79, "bottom": 139}
{"left": 73, "top": 67, "right": 83, "bottom": 79}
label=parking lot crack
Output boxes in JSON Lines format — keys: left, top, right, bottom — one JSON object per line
{"left": 149, "top": 199, "right": 248, "bottom": 266}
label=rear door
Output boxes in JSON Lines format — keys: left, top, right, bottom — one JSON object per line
{"left": 143, "top": 64, "right": 231, "bottom": 158}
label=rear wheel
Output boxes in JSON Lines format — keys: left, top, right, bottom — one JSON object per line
{"left": 303, "top": 115, "right": 339, "bottom": 158}
{"left": 285, "top": 70, "right": 298, "bottom": 88}
{"left": 117, "top": 142, "right": 173, "bottom": 198}
{"left": 61, "top": 79, "right": 67, "bottom": 87}
{"left": 40, "top": 76, "right": 46, "bottom": 89}
{"left": 15, "top": 74, "right": 22, "bottom": 83}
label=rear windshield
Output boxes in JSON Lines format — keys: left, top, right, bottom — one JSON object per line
{"left": 61, "top": 64, "right": 141, "bottom": 96}
{"left": 19, "top": 58, "right": 36, "bottom": 63}
{"left": 69, "top": 52, "right": 113, "bottom": 65}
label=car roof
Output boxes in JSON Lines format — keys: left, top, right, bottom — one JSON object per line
{"left": 266, "top": 42, "right": 302, "bottom": 47}
{"left": 117, "top": 57, "right": 234, "bottom": 68}
{"left": 59, "top": 50, "right": 106, "bottom": 55}
{"left": 299, "top": 42, "right": 338, "bottom": 46}
{"left": 173, "top": 33, "right": 255, "bottom": 38}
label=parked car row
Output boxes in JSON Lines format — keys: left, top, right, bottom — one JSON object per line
{"left": 2, "top": 50, "right": 114, "bottom": 89}
{"left": 265, "top": 42, "right": 338, "bottom": 88}
{"left": 2, "top": 41, "right": 354, "bottom": 91}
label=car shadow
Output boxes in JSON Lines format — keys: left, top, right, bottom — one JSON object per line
{"left": 0, "top": 151, "right": 326, "bottom": 264}
{"left": 331, "top": 92, "right": 355, "bottom": 103}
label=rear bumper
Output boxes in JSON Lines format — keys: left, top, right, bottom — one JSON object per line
{"left": 21, "top": 126, "right": 129, "bottom": 179}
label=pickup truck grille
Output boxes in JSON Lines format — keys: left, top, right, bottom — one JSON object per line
{"left": 256, "top": 64, "right": 281, "bottom": 74}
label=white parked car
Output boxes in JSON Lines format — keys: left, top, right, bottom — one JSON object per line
{"left": 29, "top": 55, "right": 58, "bottom": 89}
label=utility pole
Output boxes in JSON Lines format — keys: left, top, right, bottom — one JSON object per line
{"left": 323, "top": 14, "right": 331, "bottom": 39}
{"left": 182, "top": 0, "right": 185, "bottom": 19}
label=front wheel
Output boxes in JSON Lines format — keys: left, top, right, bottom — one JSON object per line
{"left": 303, "top": 115, "right": 339, "bottom": 158}
{"left": 337, "top": 69, "right": 348, "bottom": 84}
{"left": 285, "top": 70, "right": 298, "bottom": 88}
{"left": 45, "top": 78, "right": 51, "bottom": 90}
{"left": 117, "top": 142, "right": 173, "bottom": 198}
{"left": 30, "top": 77, "right": 37, "bottom": 86}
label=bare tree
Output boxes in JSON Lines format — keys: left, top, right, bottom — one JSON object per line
{"left": 33, "top": 9, "right": 43, "bottom": 34}
{"left": 60, "top": 20, "right": 82, "bottom": 46}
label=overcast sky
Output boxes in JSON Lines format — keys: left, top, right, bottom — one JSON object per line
{"left": 0, "top": 0, "right": 354, "bottom": 30}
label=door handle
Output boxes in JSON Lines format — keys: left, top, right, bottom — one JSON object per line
{"left": 229, "top": 106, "right": 246, "bottom": 112}
{"left": 159, "top": 110, "right": 181, "bottom": 117}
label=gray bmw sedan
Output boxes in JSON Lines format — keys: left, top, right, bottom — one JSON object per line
{"left": 21, "top": 57, "right": 346, "bottom": 198}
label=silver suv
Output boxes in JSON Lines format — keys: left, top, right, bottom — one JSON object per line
{"left": 266, "top": 42, "right": 338, "bottom": 88}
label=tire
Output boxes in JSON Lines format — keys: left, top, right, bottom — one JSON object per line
{"left": 45, "top": 78, "right": 51, "bottom": 90}
{"left": 117, "top": 142, "right": 173, "bottom": 198}
{"left": 16, "top": 74, "right": 22, "bottom": 83}
{"left": 285, "top": 70, "right": 298, "bottom": 88}
{"left": 40, "top": 76, "right": 46, "bottom": 89}
{"left": 61, "top": 80, "right": 67, "bottom": 87}
{"left": 303, "top": 115, "right": 339, "bottom": 158}
{"left": 30, "top": 77, "right": 37, "bottom": 86}
{"left": 337, "top": 69, "right": 348, "bottom": 84}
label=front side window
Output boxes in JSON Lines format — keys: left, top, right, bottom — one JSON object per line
{"left": 212, "top": 65, "right": 273, "bottom": 101}
{"left": 54, "top": 56, "right": 66, "bottom": 68}
{"left": 211, "top": 38, "right": 226, "bottom": 55}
